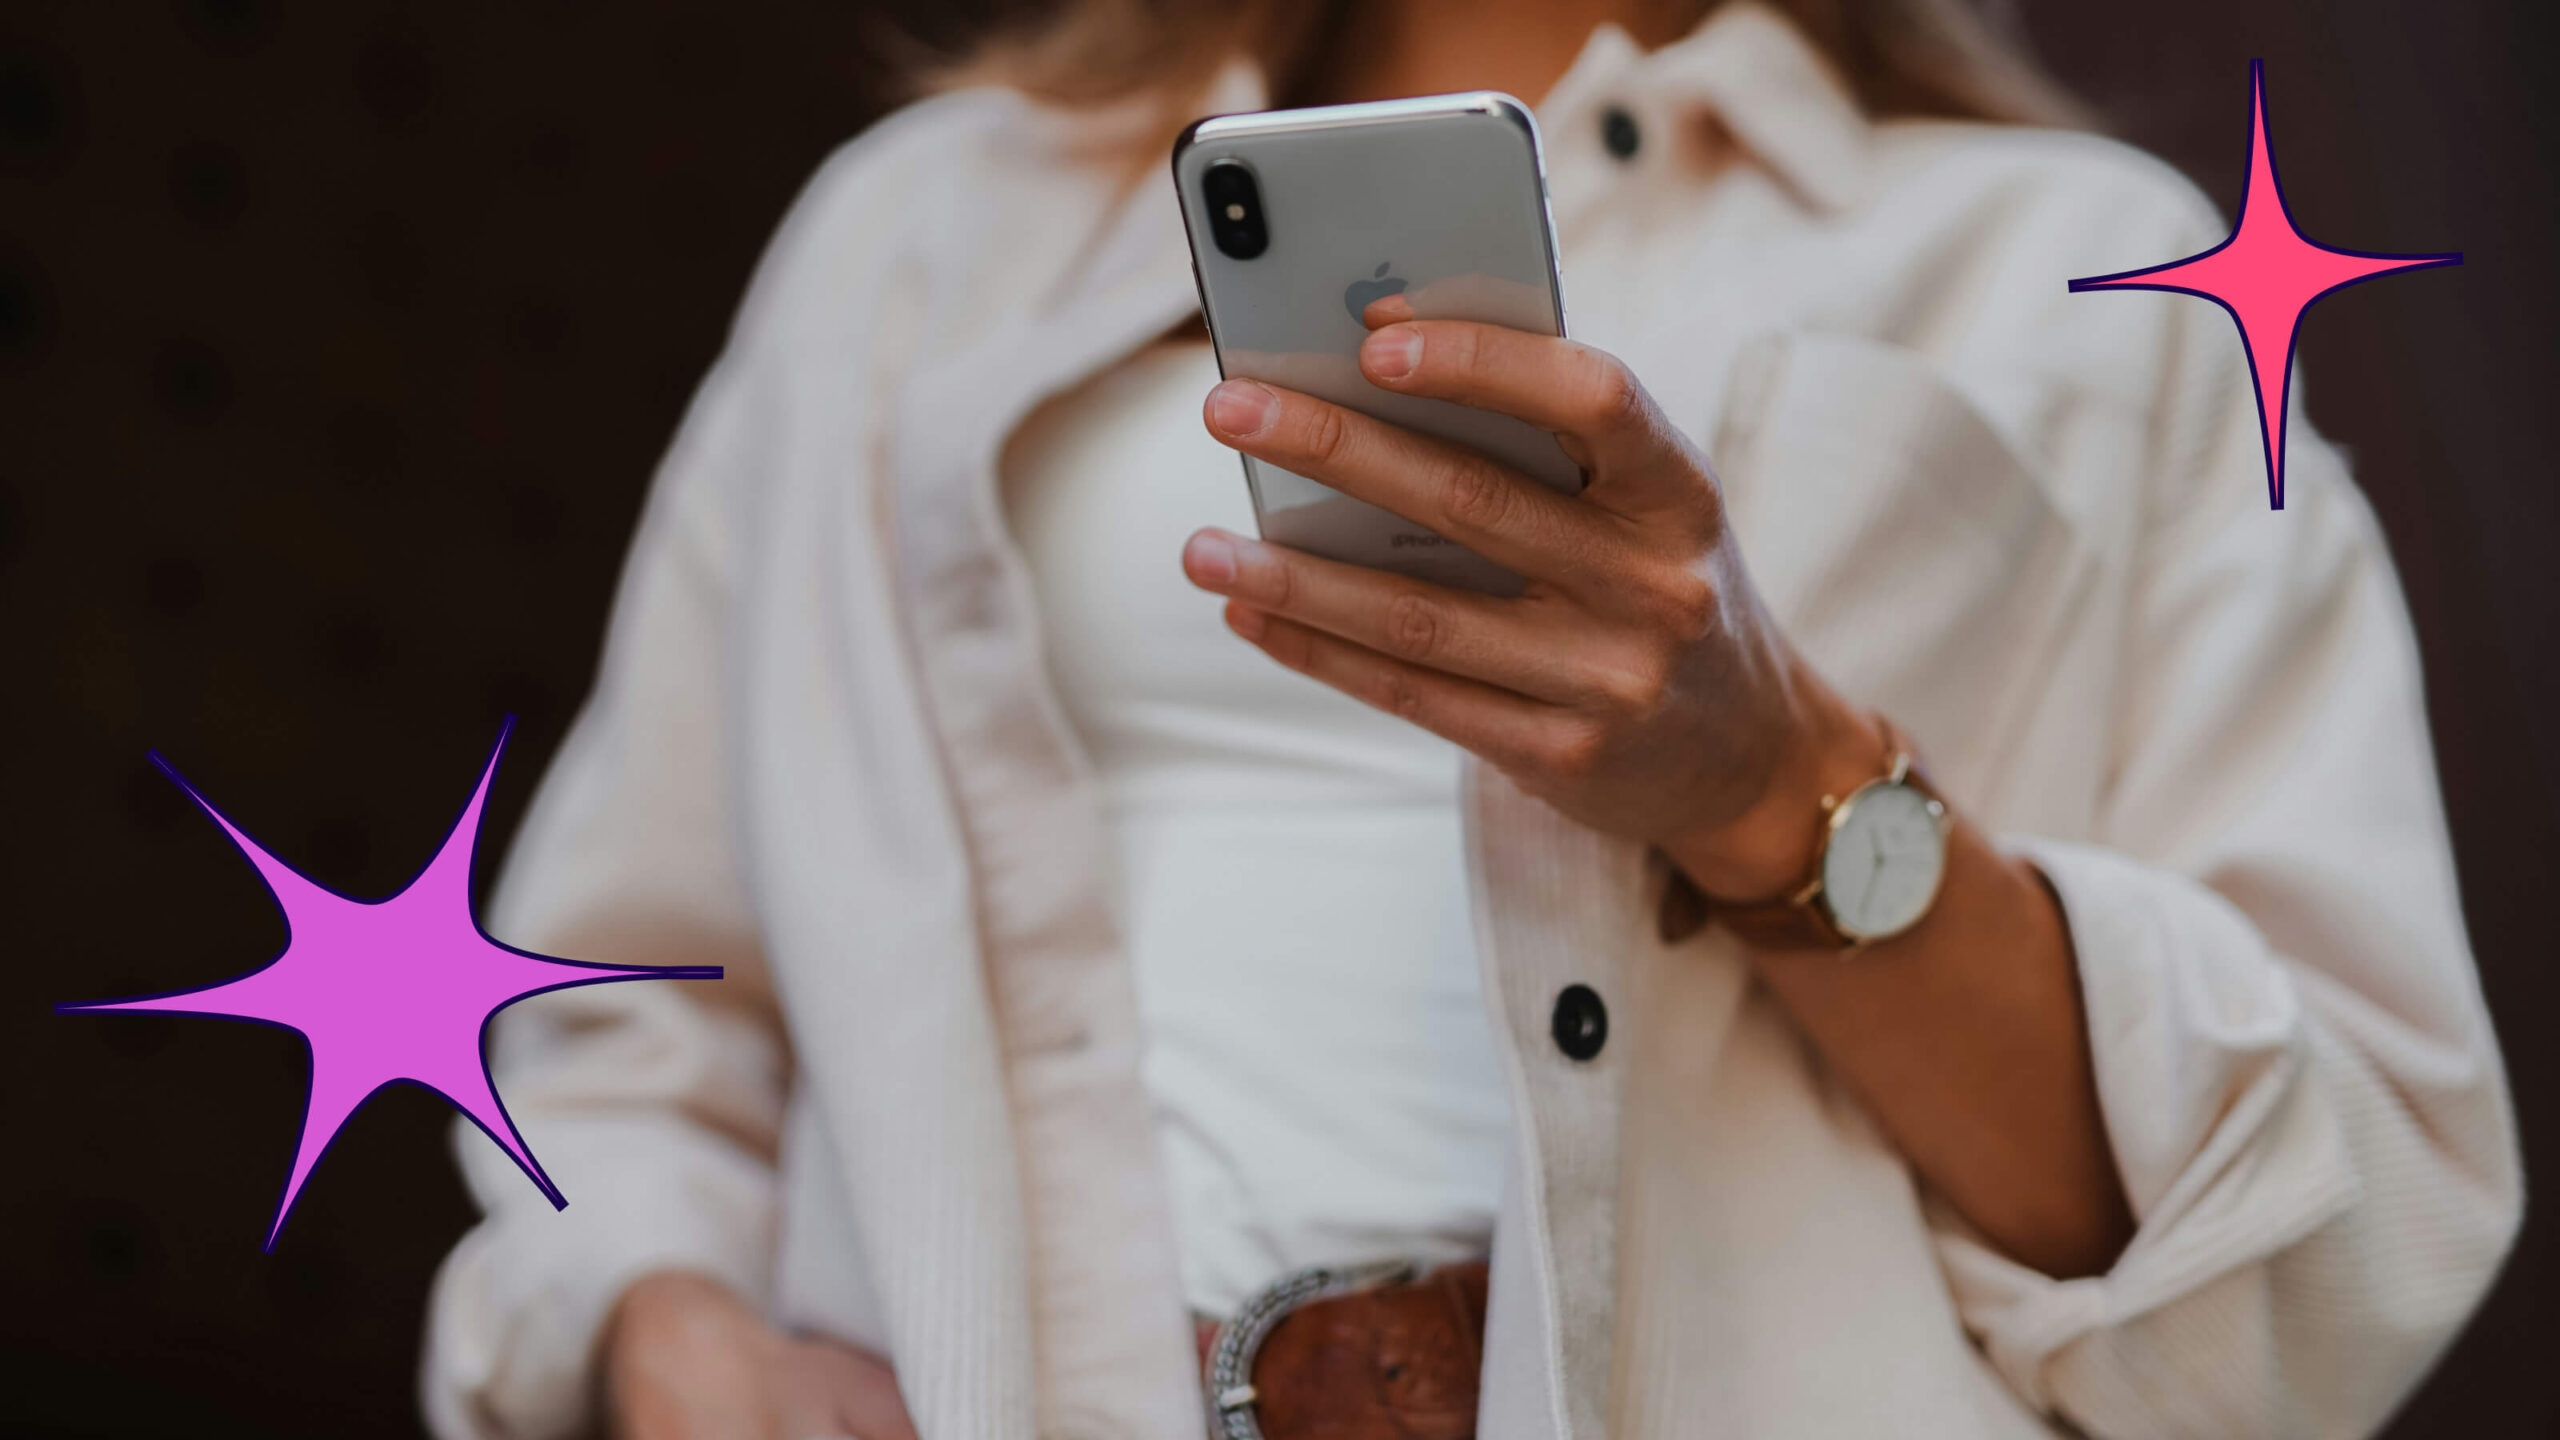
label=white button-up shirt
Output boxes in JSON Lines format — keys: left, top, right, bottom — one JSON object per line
{"left": 422, "top": 7, "right": 2520, "bottom": 1438}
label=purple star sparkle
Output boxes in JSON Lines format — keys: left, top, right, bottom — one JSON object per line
{"left": 2069, "top": 61, "right": 2460, "bottom": 509}
{"left": 60, "top": 720, "right": 720, "bottom": 1250}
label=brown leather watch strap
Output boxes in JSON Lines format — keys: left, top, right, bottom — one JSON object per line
{"left": 1707, "top": 871, "right": 1854, "bottom": 952}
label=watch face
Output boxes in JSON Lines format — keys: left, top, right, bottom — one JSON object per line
{"left": 1819, "top": 780, "right": 1946, "bottom": 941}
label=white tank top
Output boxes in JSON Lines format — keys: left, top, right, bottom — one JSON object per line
{"left": 998, "top": 339, "right": 1511, "bottom": 1316}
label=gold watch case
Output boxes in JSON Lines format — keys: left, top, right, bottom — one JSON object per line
{"left": 1791, "top": 752, "right": 1952, "bottom": 946}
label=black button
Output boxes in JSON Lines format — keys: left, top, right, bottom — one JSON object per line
{"left": 1600, "top": 106, "right": 1641, "bottom": 160}
{"left": 1551, "top": 984, "right": 1608, "bottom": 1062}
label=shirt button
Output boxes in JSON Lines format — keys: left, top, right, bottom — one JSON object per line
{"left": 1600, "top": 106, "right": 1641, "bottom": 161}
{"left": 1551, "top": 984, "right": 1608, "bottom": 1062}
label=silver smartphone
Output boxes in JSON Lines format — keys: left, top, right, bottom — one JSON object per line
{"left": 1171, "top": 93, "right": 1576, "bottom": 596}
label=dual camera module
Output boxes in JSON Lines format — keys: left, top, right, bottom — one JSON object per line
{"left": 1202, "top": 161, "right": 1268, "bottom": 259}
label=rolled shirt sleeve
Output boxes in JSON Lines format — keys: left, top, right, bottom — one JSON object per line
{"left": 418, "top": 106, "right": 992, "bottom": 1438}
{"left": 420, "top": 347, "right": 790, "bottom": 1440}
{"left": 1932, "top": 341, "right": 2522, "bottom": 1435}
{"left": 423, "top": 998, "right": 785, "bottom": 1440}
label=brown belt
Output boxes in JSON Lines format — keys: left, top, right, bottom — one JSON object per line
{"left": 1194, "top": 1258, "right": 1489, "bottom": 1440}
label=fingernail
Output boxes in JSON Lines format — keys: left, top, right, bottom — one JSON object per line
{"left": 1363, "top": 292, "right": 1416, "bottom": 325}
{"left": 1363, "top": 326, "right": 1423, "bottom": 380}
{"left": 1226, "top": 603, "right": 1267, "bottom": 640}
{"left": 1184, "top": 529, "right": 1238, "bottom": 587}
{"left": 1207, "top": 380, "right": 1277, "bottom": 436}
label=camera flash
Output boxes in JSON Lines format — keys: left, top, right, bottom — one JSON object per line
{"left": 1224, "top": 203, "right": 1245, "bottom": 221}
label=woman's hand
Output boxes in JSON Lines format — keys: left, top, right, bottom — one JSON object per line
{"left": 602, "top": 1271, "right": 919, "bottom": 1440}
{"left": 1182, "top": 318, "right": 2135, "bottom": 1277}
{"left": 1181, "top": 318, "right": 1879, "bottom": 898}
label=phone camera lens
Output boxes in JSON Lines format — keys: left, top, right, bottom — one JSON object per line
{"left": 1202, "top": 161, "right": 1268, "bottom": 260}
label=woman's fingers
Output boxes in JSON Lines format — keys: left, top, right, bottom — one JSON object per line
{"left": 1204, "top": 379, "right": 1640, "bottom": 591}
{"left": 1356, "top": 320, "right": 1645, "bottom": 449}
{"left": 1359, "top": 290, "right": 1417, "bottom": 328}
{"left": 1221, "top": 601, "right": 1590, "bottom": 778}
{"left": 1182, "top": 528, "right": 1624, "bottom": 704}
{"left": 1359, "top": 321, "right": 1718, "bottom": 522}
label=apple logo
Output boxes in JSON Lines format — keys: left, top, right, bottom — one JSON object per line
{"left": 1343, "top": 261, "right": 1408, "bottom": 323}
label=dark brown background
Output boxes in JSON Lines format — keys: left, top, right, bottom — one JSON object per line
{"left": 3, "top": 2, "right": 2551, "bottom": 1435}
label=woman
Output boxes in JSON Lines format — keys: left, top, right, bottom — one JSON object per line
{"left": 422, "top": 2, "right": 2520, "bottom": 1437}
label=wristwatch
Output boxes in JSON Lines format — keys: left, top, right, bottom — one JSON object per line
{"left": 1704, "top": 718, "right": 1951, "bottom": 951}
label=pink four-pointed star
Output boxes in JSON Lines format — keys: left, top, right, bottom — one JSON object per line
{"left": 2069, "top": 61, "right": 2460, "bottom": 508}
{"left": 61, "top": 721, "right": 720, "bottom": 1250}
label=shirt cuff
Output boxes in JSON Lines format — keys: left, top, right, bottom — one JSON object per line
{"left": 1931, "top": 836, "right": 2359, "bottom": 1412}
{"left": 421, "top": 1117, "right": 779, "bottom": 1440}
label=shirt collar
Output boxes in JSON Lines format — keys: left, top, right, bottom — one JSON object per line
{"left": 1185, "top": 3, "right": 1873, "bottom": 217}
{"left": 1539, "top": 2, "right": 1872, "bottom": 215}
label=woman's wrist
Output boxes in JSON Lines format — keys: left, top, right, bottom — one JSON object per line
{"left": 1660, "top": 683, "right": 1888, "bottom": 901}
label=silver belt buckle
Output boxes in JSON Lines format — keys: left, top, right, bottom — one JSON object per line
{"left": 1203, "top": 1258, "right": 1418, "bottom": 1440}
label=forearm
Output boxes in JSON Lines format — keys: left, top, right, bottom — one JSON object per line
{"left": 1664, "top": 688, "right": 2134, "bottom": 1280}
{"left": 1757, "top": 820, "right": 2129, "bottom": 1276}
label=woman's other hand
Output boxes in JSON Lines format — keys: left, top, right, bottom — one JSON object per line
{"left": 602, "top": 1271, "right": 919, "bottom": 1440}
{"left": 1181, "top": 319, "right": 1879, "bottom": 899}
